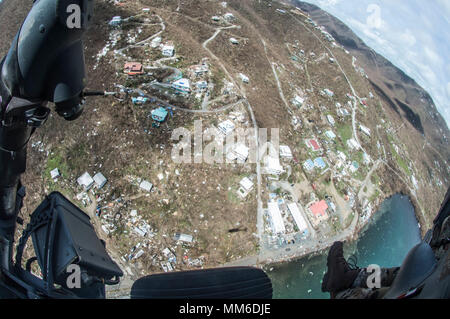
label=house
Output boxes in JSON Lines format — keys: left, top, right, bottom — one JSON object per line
{"left": 211, "top": 16, "right": 221, "bottom": 21}
{"left": 323, "top": 89, "right": 334, "bottom": 97}
{"left": 124, "top": 62, "right": 144, "bottom": 75}
{"left": 360, "top": 124, "right": 371, "bottom": 137}
{"left": 287, "top": 203, "right": 308, "bottom": 234}
{"left": 151, "top": 37, "right": 162, "bottom": 48}
{"left": 349, "top": 161, "right": 359, "bottom": 173}
{"left": 309, "top": 200, "right": 329, "bottom": 223}
{"left": 363, "top": 153, "right": 371, "bottom": 165}
{"left": 314, "top": 157, "right": 326, "bottom": 170}
{"left": 292, "top": 95, "right": 304, "bottom": 107}
{"left": 237, "top": 177, "right": 254, "bottom": 198}
{"left": 347, "top": 138, "right": 360, "bottom": 150}
{"left": 229, "top": 37, "right": 239, "bottom": 45}
{"left": 173, "top": 233, "right": 193, "bottom": 243}
{"left": 239, "top": 73, "right": 249, "bottom": 84}
{"left": 132, "top": 96, "right": 148, "bottom": 105}
{"left": 77, "top": 172, "right": 94, "bottom": 191}
{"left": 193, "top": 64, "right": 209, "bottom": 76}
{"left": 172, "top": 78, "right": 191, "bottom": 94}
{"left": 264, "top": 156, "right": 284, "bottom": 175}
{"left": 303, "top": 159, "right": 315, "bottom": 171}
{"left": 279, "top": 145, "right": 293, "bottom": 159}
{"left": 151, "top": 107, "right": 168, "bottom": 122}
{"left": 139, "top": 180, "right": 153, "bottom": 192}
{"left": 162, "top": 43, "right": 175, "bottom": 57}
{"left": 224, "top": 13, "right": 235, "bottom": 21}
{"left": 325, "top": 130, "right": 336, "bottom": 139}
{"left": 50, "top": 168, "right": 60, "bottom": 181}
{"left": 109, "top": 16, "right": 122, "bottom": 26}
{"left": 218, "top": 120, "right": 235, "bottom": 136}
{"left": 307, "top": 138, "right": 321, "bottom": 151}
{"left": 196, "top": 81, "right": 208, "bottom": 90}
{"left": 142, "top": 8, "right": 151, "bottom": 13}
{"left": 232, "top": 143, "right": 249, "bottom": 162}
{"left": 327, "top": 115, "right": 335, "bottom": 126}
{"left": 267, "top": 201, "right": 286, "bottom": 234}
{"left": 337, "top": 151, "right": 347, "bottom": 162}
{"left": 93, "top": 172, "right": 107, "bottom": 189}
{"left": 338, "top": 108, "right": 350, "bottom": 117}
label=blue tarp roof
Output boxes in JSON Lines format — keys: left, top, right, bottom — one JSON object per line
{"left": 151, "top": 107, "right": 168, "bottom": 122}
{"left": 314, "top": 157, "right": 326, "bottom": 168}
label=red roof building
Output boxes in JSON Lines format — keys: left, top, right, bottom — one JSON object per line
{"left": 308, "top": 139, "right": 321, "bottom": 151}
{"left": 124, "top": 62, "right": 144, "bottom": 75}
{"left": 310, "top": 200, "right": 328, "bottom": 217}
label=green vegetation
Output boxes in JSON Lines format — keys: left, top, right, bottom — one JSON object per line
{"left": 227, "top": 189, "right": 240, "bottom": 204}
{"left": 337, "top": 123, "right": 352, "bottom": 142}
{"left": 211, "top": 69, "right": 225, "bottom": 98}
{"left": 390, "top": 144, "right": 412, "bottom": 176}
{"left": 66, "top": 142, "right": 89, "bottom": 173}
{"left": 44, "top": 149, "right": 69, "bottom": 181}
{"left": 371, "top": 173, "right": 380, "bottom": 185}
{"left": 369, "top": 189, "right": 380, "bottom": 203}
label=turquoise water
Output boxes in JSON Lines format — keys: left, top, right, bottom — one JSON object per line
{"left": 268, "top": 194, "right": 422, "bottom": 298}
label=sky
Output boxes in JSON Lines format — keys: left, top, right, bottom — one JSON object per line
{"left": 301, "top": 0, "right": 450, "bottom": 127}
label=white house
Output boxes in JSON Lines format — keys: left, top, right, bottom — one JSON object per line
{"left": 93, "top": 172, "right": 107, "bottom": 189}
{"left": 109, "top": 16, "right": 122, "bottom": 26}
{"left": 151, "top": 37, "right": 162, "bottom": 48}
{"left": 267, "top": 202, "right": 285, "bottom": 234}
{"left": 325, "top": 130, "right": 336, "bottom": 139}
{"left": 139, "top": 180, "right": 153, "bottom": 192}
{"left": 292, "top": 95, "right": 304, "bottom": 107}
{"left": 211, "top": 16, "right": 221, "bottom": 21}
{"left": 237, "top": 177, "right": 254, "bottom": 199}
{"left": 196, "top": 81, "right": 208, "bottom": 90}
{"left": 239, "top": 73, "right": 249, "bottom": 84}
{"left": 162, "top": 43, "right": 175, "bottom": 57}
{"left": 232, "top": 143, "right": 249, "bottom": 162}
{"left": 50, "top": 168, "right": 60, "bottom": 181}
{"left": 360, "top": 124, "right": 371, "bottom": 137}
{"left": 173, "top": 233, "right": 193, "bottom": 243}
{"left": 77, "top": 172, "right": 94, "bottom": 191}
{"left": 327, "top": 115, "right": 335, "bottom": 126}
{"left": 264, "top": 156, "right": 284, "bottom": 175}
{"left": 172, "top": 78, "right": 191, "bottom": 94}
{"left": 279, "top": 145, "right": 293, "bottom": 159}
{"left": 287, "top": 203, "right": 308, "bottom": 234}
{"left": 224, "top": 13, "right": 235, "bottom": 21}
{"left": 218, "top": 120, "right": 235, "bottom": 136}
{"left": 347, "top": 138, "right": 360, "bottom": 150}
{"left": 363, "top": 153, "right": 371, "bottom": 165}
{"left": 229, "top": 37, "right": 239, "bottom": 45}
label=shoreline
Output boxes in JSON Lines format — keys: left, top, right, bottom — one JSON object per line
{"left": 224, "top": 190, "right": 423, "bottom": 269}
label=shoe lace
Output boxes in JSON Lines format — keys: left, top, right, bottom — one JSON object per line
{"left": 346, "top": 254, "right": 359, "bottom": 270}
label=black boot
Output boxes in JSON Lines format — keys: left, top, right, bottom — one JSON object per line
{"left": 322, "top": 241, "right": 360, "bottom": 293}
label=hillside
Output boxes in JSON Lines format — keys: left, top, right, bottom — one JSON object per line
{"left": 0, "top": 0, "right": 448, "bottom": 290}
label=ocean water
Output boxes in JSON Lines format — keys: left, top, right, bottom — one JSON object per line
{"left": 268, "top": 194, "right": 422, "bottom": 299}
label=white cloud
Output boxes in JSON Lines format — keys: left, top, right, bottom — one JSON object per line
{"left": 423, "top": 47, "right": 442, "bottom": 66}
{"left": 397, "top": 29, "right": 416, "bottom": 47}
